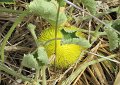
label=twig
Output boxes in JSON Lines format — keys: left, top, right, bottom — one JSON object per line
{"left": 86, "top": 51, "right": 120, "bottom": 64}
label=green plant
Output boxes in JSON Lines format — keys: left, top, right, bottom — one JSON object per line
{"left": 0, "top": 0, "right": 120, "bottom": 85}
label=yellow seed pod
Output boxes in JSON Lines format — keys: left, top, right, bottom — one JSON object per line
{"left": 39, "top": 26, "right": 85, "bottom": 68}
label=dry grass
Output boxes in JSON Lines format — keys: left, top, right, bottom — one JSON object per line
{"left": 0, "top": 0, "right": 120, "bottom": 85}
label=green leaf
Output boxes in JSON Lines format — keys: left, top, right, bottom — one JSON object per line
{"left": 61, "top": 28, "right": 91, "bottom": 48}
{"left": 37, "top": 47, "right": 49, "bottom": 65}
{"left": 27, "top": 23, "right": 37, "bottom": 40}
{"left": 117, "top": 38, "right": 119, "bottom": 46}
{"left": 61, "top": 38, "right": 91, "bottom": 48}
{"left": 22, "top": 54, "right": 39, "bottom": 69}
{"left": 117, "top": 6, "right": 120, "bottom": 14}
{"left": 57, "top": 0, "right": 66, "bottom": 7}
{"left": 61, "top": 29, "right": 77, "bottom": 39}
{"left": 28, "top": 0, "right": 67, "bottom": 26}
{"left": 81, "top": 0, "right": 96, "bottom": 15}
{"left": 105, "top": 28, "right": 119, "bottom": 51}
{"left": 112, "top": 19, "right": 120, "bottom": 32}
{"left": 111, "top": 19, "right": 120, "bottom": 46}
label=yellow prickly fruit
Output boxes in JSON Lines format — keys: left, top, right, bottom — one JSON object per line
{"left": 39, "top": 26, "right": 84, "bottom": 68}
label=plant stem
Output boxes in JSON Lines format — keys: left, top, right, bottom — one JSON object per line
{"left": 43, "top": 38, "right": 61, "bottom": 46}
{"left": 0, "top": 10, "right": 29, "bottom": 62}
{"left": 0, "top": 62, "right": 32, "bottom": 82}
{"left": 27, "top": 23, "right": 38, "bottom": 46}
{"left": 42, "top": 66, "right": 47, "bottom": 85}
{"left": 54, "top": 1, "right": 61, "bottom": 69}
{"left": 35, "top": 68, "right": 40, "bottom": 83}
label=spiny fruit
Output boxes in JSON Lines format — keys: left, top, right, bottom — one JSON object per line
{"left": 39, "top": 26, "right": 85, "bottom": 68}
